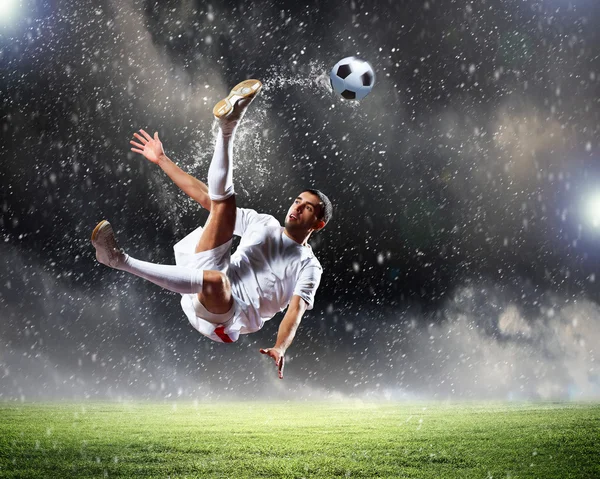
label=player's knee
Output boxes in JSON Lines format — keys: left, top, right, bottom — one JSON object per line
{"left": 202, "top": 271, "right": 231, "bottom": 300}
{"left": 215, "top": 272, "right": 231, "bottom": 297}
{"left": 210, "top": 195, "right": 236, "bottom": 215}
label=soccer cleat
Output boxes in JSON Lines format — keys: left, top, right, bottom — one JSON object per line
{"left": 212, "top": 79, "right": 262, "bottom": 122}
{"left": 91, "top": 220, "right": 126, "bottom": 269}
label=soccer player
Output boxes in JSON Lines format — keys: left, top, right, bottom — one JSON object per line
{"left": 91, "top": 79, "right": 332, "bottom": 379}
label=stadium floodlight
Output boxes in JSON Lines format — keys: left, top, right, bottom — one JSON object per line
{"left": 0, "top": 0, "right": 19, "bottom": 21}
{"left": 585, "top": 193, "right": 600, "bottom": 228}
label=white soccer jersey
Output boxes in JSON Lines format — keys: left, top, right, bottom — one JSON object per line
{"left": 174, "top": 207, "right": 322, "bottom": 343}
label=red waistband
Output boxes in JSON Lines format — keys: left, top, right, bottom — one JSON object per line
{"left": 214, "top": 326, "right": 233, "bottom": 343}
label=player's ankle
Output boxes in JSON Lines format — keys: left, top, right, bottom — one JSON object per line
{"left": 219, "top": 123, "right": 238, "bottom": 138}
{"left": 116, "top": 253, "right": 132, "bottom": 271}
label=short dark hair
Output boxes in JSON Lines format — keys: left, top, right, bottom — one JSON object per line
{"left": 303, "top": 189, "right": 333, "bottom": 224}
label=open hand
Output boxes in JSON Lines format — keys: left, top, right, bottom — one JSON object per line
{"left": 259, "top": 347, "right": 285, "bottom": 379}
{"left": 130, "top": 129, "right": 165, "bottom": 164}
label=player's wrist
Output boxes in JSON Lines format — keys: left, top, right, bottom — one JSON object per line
{"left": 156, "top": 153, "right": 170, "bottom": 167}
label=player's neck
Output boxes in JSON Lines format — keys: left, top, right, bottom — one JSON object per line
{"left": 283, "top": 228, "right": 310, "bottom": 246}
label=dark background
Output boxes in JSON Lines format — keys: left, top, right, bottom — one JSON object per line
{"left": 1, "top": 0, "right": 599, "bottom": 401}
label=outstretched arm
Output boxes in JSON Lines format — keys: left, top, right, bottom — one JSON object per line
{"left": 130, "top": 129, "right": 211, "bottom": 211}
{"left": 260, "top": 295, "right": 308, "bottom": 380}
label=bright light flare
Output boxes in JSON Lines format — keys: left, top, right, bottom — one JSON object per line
{"left": 0, "top": 0, "right": 19, "bottom": 22}
{"left": 585, "top": 193, "right": 600, "bottom": 228}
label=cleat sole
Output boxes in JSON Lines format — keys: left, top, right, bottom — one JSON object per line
{"left": 213, "top": 79, "right": 262, "bottom": 118}
{"left": 91, "top": 220, "right": 109, "bottom": 243}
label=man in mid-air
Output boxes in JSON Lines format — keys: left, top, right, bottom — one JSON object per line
{"left": 91, "top": 79, "right": 332, "bottom": 379}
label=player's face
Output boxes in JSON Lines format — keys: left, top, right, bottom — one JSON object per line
{"left": 284, "top": 192, "right": 323, "bottom": 233}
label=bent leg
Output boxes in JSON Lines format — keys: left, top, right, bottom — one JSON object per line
{"left": 119, "top": 255, "right": 205, "bottom": 294}
{"left": 199, "top": 270, "right": 232, "bottom": 314}
{"left": 91, "top": 221, "right": 233, "bottom": 314}
{"left": 117, "top": 254, "right": 231, "bottom": 315}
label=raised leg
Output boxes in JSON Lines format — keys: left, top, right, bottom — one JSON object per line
{"left": 195, "top": 78, "right": 262, "bottom": 254}
{"left": 91, "top": 80, "right": 262, "bottom": 321}
{"left": 194, "top": 79, "right": 262, "bottom": 313}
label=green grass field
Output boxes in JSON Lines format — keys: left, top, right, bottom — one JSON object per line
{"left": 0, "top": 401, "right": 598, "bottom": 478}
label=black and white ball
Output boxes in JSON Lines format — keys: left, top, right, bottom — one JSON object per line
{"left": 329, "top": 57, "right": 375, "bottom": 100}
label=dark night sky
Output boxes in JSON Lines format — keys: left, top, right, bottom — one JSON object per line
{"left": 1, "top": 0, "right": 600, "bottom": 401}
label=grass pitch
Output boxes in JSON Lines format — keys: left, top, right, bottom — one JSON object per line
{"left": 0, "top": 401, "right": 598, "bottom": 478}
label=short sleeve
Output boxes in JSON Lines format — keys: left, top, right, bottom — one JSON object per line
{"left": 234, "top": 208, "right": 279, "bottom": 236}
{"left": 293, "top": 264, "right": 322, "bottom": 310}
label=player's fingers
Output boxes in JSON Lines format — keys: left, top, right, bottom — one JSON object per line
{"left": 154, "top": 131, "right": 159, "bottom": 141}
{"left": 133, "top": 132, "right": 147, "bottom": 144}
{"left": 131, "top": 148, "right": 144, "bottom": 154}
{"left": 278, "top": 356, "right": 285, "bottom": 380}
{"left": 130, "top": 140, "right": 145, "bottom": 149}
{"left": 259, "top": 348, "right": 269, "bottom": 355}
{"left": 140, "top": 129, "right": 153, "bottom": 141}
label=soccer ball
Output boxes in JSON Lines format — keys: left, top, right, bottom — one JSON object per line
{"left": 329, "top": 57, "right": 375, "bottom": 100}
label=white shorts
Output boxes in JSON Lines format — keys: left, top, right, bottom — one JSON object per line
{"left": 173, "top": 225, "right": 243, "bottom": 343}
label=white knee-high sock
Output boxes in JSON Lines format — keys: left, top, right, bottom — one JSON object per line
{"left": 207, "top": 128, "right": 235, "bottom": 201}
{"left": 118, "top": 255, "right": 204, "bottom": 294}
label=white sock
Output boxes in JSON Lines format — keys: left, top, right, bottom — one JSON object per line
{"left": 119, "top": 255, "right": 204, "bottom": 294}
{"left": 207, "top": 129, "right": 235, "bottom": 201}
